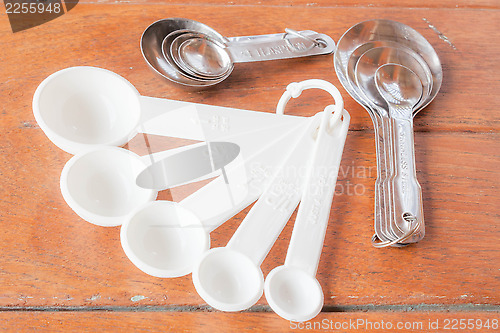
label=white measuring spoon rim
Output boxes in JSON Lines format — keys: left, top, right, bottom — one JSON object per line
{"left": 264, "top": 265, "right": 324, "bottom": 322}
{"left": 120, "top": 200, "right": 210, "bottom": 278}
{"left": 33, "top": 66, "right": 142, "bottom": 155}
{"left": 192, "top": 247, "right": 264, "bottom": 312}
{"left": 60, "top": 146, "right": 157, "bottom": 227}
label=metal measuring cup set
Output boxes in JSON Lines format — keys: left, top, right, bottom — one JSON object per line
{"left": 32, "top": 18, "right": 441, "bottom": 322}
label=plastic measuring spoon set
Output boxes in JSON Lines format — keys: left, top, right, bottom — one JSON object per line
{"left": 33, "top": 65, "right": 349, "bottom": 321}
{"left": 32, "top": 18, "right": 437, "bottom": 322}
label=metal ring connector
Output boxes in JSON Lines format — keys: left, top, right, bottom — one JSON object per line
{"left": 283, "top": 29, "right": 326, "bottom": 52}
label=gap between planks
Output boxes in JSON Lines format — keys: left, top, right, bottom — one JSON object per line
{"left": 1, "top": 304, "right": 499, "bottom": 313}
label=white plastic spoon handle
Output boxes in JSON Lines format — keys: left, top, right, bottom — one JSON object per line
{"left": 179, "top": 117, "right": 315, "bottom": 233}
{"left": 226, "top": 115, "right": 322, "bottom": 265}
{"left": 136, "top": 117, "right": 309, "bottom": 188}
{"left": 137, "top": 96, "right": 306, "bottom": 142}
{"left": 284, "top": 109, "right": 350, "bottom": 276}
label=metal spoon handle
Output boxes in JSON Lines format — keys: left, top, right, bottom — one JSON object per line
{"left": 390, "top": 116, "right": 424, "bottom": 242}
{"left": 225, "top": 30, "right": 335, "bottom": 63}
{"left": 368, "top": 111, "right": 392, "bottom": 242}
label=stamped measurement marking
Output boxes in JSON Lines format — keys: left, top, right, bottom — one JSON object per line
{"left": 307, "top": 172, "right": 335, "bottom": 225}
{"left": 191, "top": 115, "right": 230, "bottom": 132}
{"left": 398, "top": 123, "right": 409, "bottom": 195}
{"left": 265, "top": 176, "right": 300, "bottom": 213}
{"left": 238, "top": 41, "right": 308, "bottom": 59}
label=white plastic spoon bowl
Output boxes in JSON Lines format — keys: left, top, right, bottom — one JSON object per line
{"left": 122, "top": 201, "right": 208, "bottom": 278}
{"left": 265, "top": 266, "right": 324, "bottom": 320}
{"left": 33, "top": 67, "right": 141, "bottom": 154}
{"left": 60, "top": 147, "right": 156, "bottom": 227}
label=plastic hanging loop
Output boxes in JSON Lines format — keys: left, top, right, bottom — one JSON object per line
{"left": 192, "top": 79, "right": 347, "bottom": 312}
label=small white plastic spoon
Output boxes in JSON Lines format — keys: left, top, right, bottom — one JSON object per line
{"left": 264, "top": 109, "right": 350, "bottom": 322}
{"left": 33, "top": 66, "right": 307, "bottom": 154}
{"left": 60, "top": 117, "right": 308, "bottom": 227}
{"left": 192, "top": 80, "right": 345, "bottom": 312}
{"left": 120, "top": 116, "right": 316, "bottom": 278}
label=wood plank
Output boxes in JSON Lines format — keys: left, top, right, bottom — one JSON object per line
{"left": 0, "top": 0, "right": 499, "bottom": 314}
{"left": 1, "top": 5, "right": 499, "bottom": 132}
{"left": 76, "top": 0, "right": 500, "bottom": 10}
{"left": 1, "top": 131, "right": 498, "bottom": 307}
{"left": 0, "top": 311, "right": 499, "bottom": 332}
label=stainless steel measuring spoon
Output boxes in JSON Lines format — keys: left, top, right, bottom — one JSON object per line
{"left": 376, "top": 64, "right": 424, "bottom": 244}
{"left": 355, "top": 46, "right": 432, "bottom": 242}
{"left": 334, "top": 19, "right": 442, "bottom": 247}
{"left": 142, "top": 18, "right": 335, "bottom": 87}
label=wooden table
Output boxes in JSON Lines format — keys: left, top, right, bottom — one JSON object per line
{"left": 1, "top": 1, "right": 498, "bottom": 331}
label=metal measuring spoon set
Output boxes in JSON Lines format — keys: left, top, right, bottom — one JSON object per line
{"left": 334, "top": 19, "right": 442, "bottom": 247}
{"left": 141, "top": 18, "right": 336, "bottom": 87}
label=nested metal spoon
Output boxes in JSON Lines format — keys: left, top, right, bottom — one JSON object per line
{"left": 142, "top": 18, "right": 335, "bottom": 87}
{"left": 375, "top": 63, "right": 424, "bottom": 244}
{"left": 334, "top": 19, "right": 442, "bottom": 247}
{"left": 354, "top": 46, "right": 432, "bottom": 242}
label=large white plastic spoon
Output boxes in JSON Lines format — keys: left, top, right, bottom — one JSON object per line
{"left": 120, "top": 116, "right": 316, "bottom": 278}
{"left": 264, "top": 109, "right": 350, "bottom": 322}
{"left": 192, "top": 80, "right": 346, "bottom": 312}
{"left": 33, "top": 66, "right": 306, "bottom": 155}
{"left": 60, "top": 117, "right": 308, "bottom": 227}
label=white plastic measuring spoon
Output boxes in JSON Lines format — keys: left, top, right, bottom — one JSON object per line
{"left": 120, "top": 116, "right": 316, "bottom": 278}
{"left": 192, "top": 80, "right": 346, "bottom": 312}
{"left": 60, "top": 117, "right": 308, "bottom": 227}
{"left": 33, "top": 66, "right": 307, "bottom": 154}
{"left": 264, "top": 109, "right": 350, "bottom": 323}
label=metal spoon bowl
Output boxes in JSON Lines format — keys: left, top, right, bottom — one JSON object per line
{"left": 376, "top": 64, "right": 423, "bottom": 111}
{"left": 170, "top": 32, "right": 233, "bottom": 79}
{"left": 334, "top": 19, "right": 442, "bottom": 109}
{"left": 141, "top": 18, "right": 228, "bottom": 87}
{"left": 347, "top": 41, "right": 432, "bottom": 112}
{"left": 355, "top": 46, "right": 432, "bottom": 113}
{"left": 161, "top": 30, "right": 228, "bottom": 83}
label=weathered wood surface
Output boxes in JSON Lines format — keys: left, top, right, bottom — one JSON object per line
{"left": 1, "top": 311, "right": 499, "bottom": 332}
{"left": 0, "top": 0, "right": 498, "bottom": 331}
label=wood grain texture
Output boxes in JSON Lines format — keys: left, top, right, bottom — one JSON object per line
{"left": 0, "top": 0, "right": 498, "bottom": 329}
{"left": 2, "top": 5, "right": 499, "bottom": 132}
{"left": 76, "top": 0, "right": 500, "bottom": 10}
{"left": 1, "top": 130, "right": 498, "bottom": 307}
{"left": 0, "top": 311, "right": 499, "bottom": 332}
